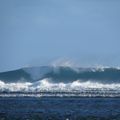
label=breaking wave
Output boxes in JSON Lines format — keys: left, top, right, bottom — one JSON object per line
{"left": 0, "top": 79, "right": 120, "bottom": 97}
{"left": 0, "top": 66, "right": 120, "bottom": 83}
{"left": 0, "top": 66, "right": 120, "bottom": 97}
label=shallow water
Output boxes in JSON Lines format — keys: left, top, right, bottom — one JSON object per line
{"left": 0, "top": 97, "right": 120, "bottom": 120}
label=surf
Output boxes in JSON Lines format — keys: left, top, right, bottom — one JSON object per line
{"left": 0, "top": 65, "right": 120, "bottom": 97}
{"left": 0, "top": 78, "right": 120, "bottom": 97}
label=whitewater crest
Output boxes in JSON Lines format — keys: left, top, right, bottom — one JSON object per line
{"left": 0, "top": 79, "right": 120, "bottom": 97}
{"left": 0, "top": 65, "right": 120, "bottom": 97}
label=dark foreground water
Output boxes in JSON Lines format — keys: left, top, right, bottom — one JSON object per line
{"left": 0, "top": 97, "right": 120, "bottom": 120}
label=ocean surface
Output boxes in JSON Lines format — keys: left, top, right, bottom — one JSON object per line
{"left": 0, "top": 66, "right": 120, "bottom": 119}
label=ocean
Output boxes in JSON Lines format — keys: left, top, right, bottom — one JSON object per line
{"left": 0, "top": 66, "right": 120, "bottom": 120}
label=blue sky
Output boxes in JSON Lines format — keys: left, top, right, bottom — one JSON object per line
{"left": 0, "top": 0, "right": 120, "bottom": 72}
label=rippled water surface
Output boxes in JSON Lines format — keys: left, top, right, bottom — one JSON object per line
{"left": 0, "top": 97, "right": 120, "bottom": 120}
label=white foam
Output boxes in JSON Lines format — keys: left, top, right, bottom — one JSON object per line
{"left": 0, "top": 79, "right": 120, "bottom": 93}
{"left": 0, "top": 80, "right": 32, "bottom": 92}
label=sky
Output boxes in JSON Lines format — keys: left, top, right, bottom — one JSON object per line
{"left": 0, "top": 0, "right": 120, "bottom": 72}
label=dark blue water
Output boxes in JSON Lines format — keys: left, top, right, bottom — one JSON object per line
{"left": 0, "top": 97, "right": 120, "bottom": 120}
